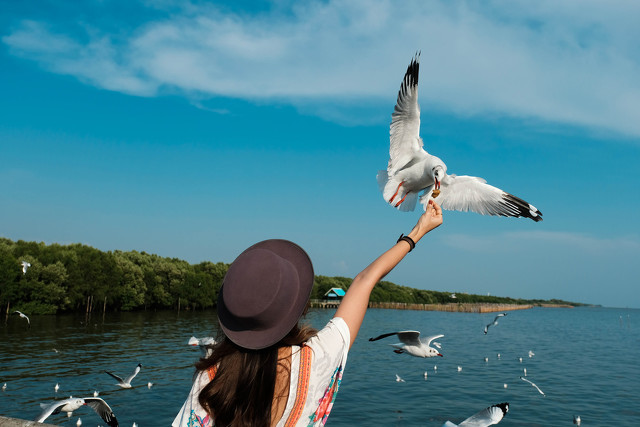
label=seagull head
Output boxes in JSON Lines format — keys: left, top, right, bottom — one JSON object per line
{"left": 432, "top": 164, "right": 446, "bottom": 190}
{"left": 427, "top": 347, "right": 443, "bottom": 357}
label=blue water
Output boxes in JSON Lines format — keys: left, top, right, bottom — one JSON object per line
{"left": 1, "top": 307, "right": 638, "bottom": 426}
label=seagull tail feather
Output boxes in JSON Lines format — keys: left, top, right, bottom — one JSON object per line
{"left": 376, "top": 170, "right": 388, "bottom": 193}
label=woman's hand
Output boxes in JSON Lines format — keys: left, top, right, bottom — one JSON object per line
{"left": 408, "top": 200, "right": 443, "bottom": 243}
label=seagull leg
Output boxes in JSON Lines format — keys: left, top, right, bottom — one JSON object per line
{"left": 388, "top": 181, "right": 404, "bottom": 204}
{"left": 394, "top": 191, "right": 410, "bottom": 207}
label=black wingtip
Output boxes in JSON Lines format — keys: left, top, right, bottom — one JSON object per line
{"left": 495, "top": 402, "right": 509, "bottom": 415}
{"left": 501, "top": 193, "right": 543, "bottom": 222}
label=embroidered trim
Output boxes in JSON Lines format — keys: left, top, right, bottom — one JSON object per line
{"left": 207, "top": 365, "right": 218, "bottom": 381}
{"left": 308, "top": 365, "right": 344, "bottom": 426}
{"left": 284, "top": 345, "right": 312, "bottom": 427}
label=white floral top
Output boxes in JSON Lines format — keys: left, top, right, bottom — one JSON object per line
{"left": 172, "top": 317, "right": 350, "bottom": 427}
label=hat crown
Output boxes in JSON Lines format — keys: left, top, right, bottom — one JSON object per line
{"left": 217, "top": 239, "right": 314, "bottom": 350}
{"left": 222, "top": 248, "right": 299, "bottom": 328}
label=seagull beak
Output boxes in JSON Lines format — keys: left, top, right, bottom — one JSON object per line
{"left": 437, "top": 353, "right": 443, "bottom": 357}
{"left": 435, "top": 177, "right": 440, "bottom": 190}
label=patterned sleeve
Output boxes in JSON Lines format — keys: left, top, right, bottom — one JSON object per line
{"left": 172, "top": 372, "right": 213, "bottom": 427}
{"left": 302, "top": 317, "right": 351, "bottom": 426}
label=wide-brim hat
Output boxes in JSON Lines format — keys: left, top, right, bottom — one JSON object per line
{"left": 217, "top": 239, "right": 314, "bottom": 350}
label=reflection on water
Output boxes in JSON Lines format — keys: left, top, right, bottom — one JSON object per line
{"left": 1, "top": 307, "right": 639, "bottom": 425}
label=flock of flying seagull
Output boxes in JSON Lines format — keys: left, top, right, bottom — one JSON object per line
{"left": 27, "top": 364, "right": 146, "bottom": 425}
{"left": 1, "top": 335, "right": 210, "bottom": 426}
{"left": 367, "top": 315, "right": 548, "bottom": 426}
{"left": 9, "top": 53, "right": 547, "bottom": 426}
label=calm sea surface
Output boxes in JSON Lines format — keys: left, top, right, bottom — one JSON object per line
{"left": 1, "top": 307, "right": 638, "bottom": 426}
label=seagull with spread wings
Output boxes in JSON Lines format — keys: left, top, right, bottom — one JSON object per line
{"left": 520, "top": 376, "right": 546, "bottom": 396}
{"left": 442, "top": 402, "right": 509, "bottom": 427}
{"left": 34, "top": 396, "right": 118, "bottom": 426}
{"left": 377, "top": 53, "right": 542, "bottom": 222}
{"left": 484, "top": 313, "right": 507, "bottom": 334}
{"left": 369, "top": 330, "right": 444, "bottom": 358}
{"left": 13, "top": 310, "right": 30, "bottom": 327}
{"left": 21, "top": 260, "right": 31, "bottom": 274}
{"left": 104, "top": 363, "right": 142, "bottom": 388}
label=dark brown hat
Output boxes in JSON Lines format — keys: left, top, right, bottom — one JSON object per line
{"left": 217, "top": 239, "right": 314, "bottom": 350}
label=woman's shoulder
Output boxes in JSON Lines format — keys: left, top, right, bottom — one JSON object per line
{"left": 305, "top": 317, "right": 350, "bottom": 357}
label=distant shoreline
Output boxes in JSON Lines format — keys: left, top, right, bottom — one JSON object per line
{"left": 310, "top": 301, "right": 560, "bottom": 313}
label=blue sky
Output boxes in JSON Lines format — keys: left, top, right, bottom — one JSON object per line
{"left": 1, "top": 0, "right": 639, "bottom": 308}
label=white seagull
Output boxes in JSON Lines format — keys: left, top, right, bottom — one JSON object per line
{"left": 13, "top": 310, "right": 30, "bottom": 326}
{"left": 395, "top": 374, "right": 405, "bottom": 383}
{"left": 105, "top": 363, "right": 142, "bottom": 388}
{"left": 188, "top": 336, "right": 216, "bottom": 356}
{"left": 34, "top": 397, "right": 118, "bottom": 426}
{"left": 520, "top": 376, "right": 545, "bottom": 396}
{"left": 21, "top": 260, "right": 31, "bottom": 274}
{"left": 377, "top": 54, "right": 543, "bottom": 222}
{"left": 573, "top": 415, "right": 581, "bottom": 425}
{"left": 442, "top": 402, "right": 509, "bottom": 426}
{"left": 484, "top": 313, "right": 507, "bottom": 335}
{"left": 188, "top": 336, "right": 216, "bottom": 346}
{"left": 369, "top": 331, "right": 444, "bottom": 358}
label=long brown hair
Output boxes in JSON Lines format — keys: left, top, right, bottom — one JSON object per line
{"left": 196, "top": 323, "right": 317, "bottom": 427}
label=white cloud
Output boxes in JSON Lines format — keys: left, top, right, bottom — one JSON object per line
{"left": 4, "top": 0, "right": 640, "bottom": 136}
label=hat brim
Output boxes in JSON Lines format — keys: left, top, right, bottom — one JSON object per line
{"left": 217, "top": 239, "right": 314, "bottom": 350}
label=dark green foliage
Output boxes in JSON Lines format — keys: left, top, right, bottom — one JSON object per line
{"left": 0, "top": 238, "right": 229, "bottom": 314}
{"left": 0, "top": 238, "right": 584, "bottom": 314}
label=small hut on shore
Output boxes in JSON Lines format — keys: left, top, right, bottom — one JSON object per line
{"left": 324, "top": 287, "right": 346, "bottom": 301}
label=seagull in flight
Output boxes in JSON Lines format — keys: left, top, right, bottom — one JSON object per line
{"left": 520, "top": 376, "right": 545, "bottom": 396}
{"left": 442, "top": 402, "right": 509, "bottom": 426}
{"left": 377, "top": 53, "right": 542, "bottom": 222}
{"left": 369, "top": 331, "right": 444, "bottom": 358}
{"left": 484, "top": 313, "right": 507, "bottom": 334}
{"left": 21, "top": 260, "right": 31, "bottom": 274}
{"left": 34, "top": 396, "right": 118, "bottom": 426}
{"left": 105, "top": 363, "right": 142, "bottom": 388}
{"left": 13, "top": 310, "right": 30, "bottom": 326}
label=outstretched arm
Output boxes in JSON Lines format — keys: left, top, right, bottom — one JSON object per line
{"left": 335, "top": 200, "right": 443, "bottom": 347}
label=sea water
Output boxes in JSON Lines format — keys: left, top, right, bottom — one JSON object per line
{"left": 1, "top": 306, "right": 638, "bottom": 426}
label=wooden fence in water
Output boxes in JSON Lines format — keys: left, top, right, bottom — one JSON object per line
{"left": 310, "top": 300, "right": 534, "bottom": 313}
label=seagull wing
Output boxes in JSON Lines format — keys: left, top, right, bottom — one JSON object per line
{"left": 426, "top": 175, "right": 542, "bottom": 222}
{"left": 494, "top": 313, "right": 507, "bottom": 322}
{"left": 104, "top": 371, "right": 124, "bottom": 384}
{"left": 396, "top": 331, "right": 423, "bottom": 346}
{"left": 484, "top": 324, "right": 489, "bottom": 334}
{"left": 520, "top": 376, "right": 545, "bottom": 396}
{"left": 388, "top": 54, "right": 427, "bottom": 176}
{"left": 369, "top": 331, "right": 403, "bottom": 342}
{"left": 458, "top": 402, "right": 509, "bottom": 426}
{"left": 35, "top": 401, "right": 66, "bottom": 423}
{"left": 124, "top": 364, "right": 141, "bottom": 384}
{"left": 423, "top": 334, "right": 445, "bottom": 347}
{"left": 84, "top": 397, "right": 119, "bottom": 427}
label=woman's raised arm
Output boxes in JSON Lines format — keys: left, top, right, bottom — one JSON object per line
{"left": 334, "top": 200, "right": 443, "bottom": 347}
